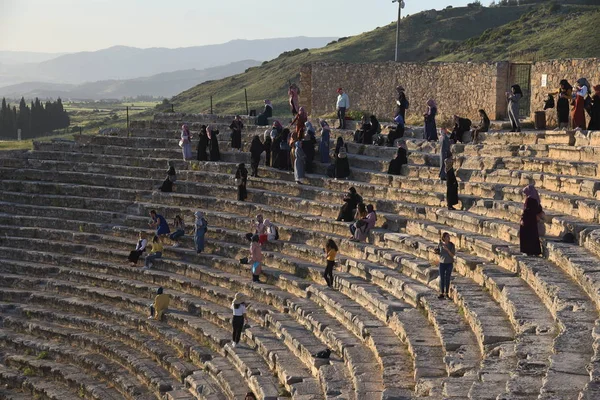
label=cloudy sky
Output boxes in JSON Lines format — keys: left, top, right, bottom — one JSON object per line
{"left": 0, "top": 0, "right": 473, "bottom": 53}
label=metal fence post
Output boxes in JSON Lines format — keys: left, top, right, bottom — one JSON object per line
{"left": 244, "top": 89, "right": 249, "bottom": 116}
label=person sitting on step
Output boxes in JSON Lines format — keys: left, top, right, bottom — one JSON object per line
{"left": 351, "top": 204, "right": 376, "bottom": 243}
{"left": 387, "top": 144, "right": 408, "bottom": 175}
{"left": 349, "top": 203, "right": 367, "bottom": 238}
{"left": 337, "top": 187, "right": 363, "bottom": 222}
{"left": 354, "top": 115, "right": 371, "bottom": 143}
{"left": 470, "top": 109, "right": 490, "bottom": 144}
{"left": 149, "top": 210, "right": 170, "bottom": 237}
{"left": 387, "top": 114, "right": 405, "bottom": 147}
{"left": 450, "top": 115, "right": 471, "bottom": 143}
{"left": 256, "top": 99, "right": 273, "bottom": 126}
{"left": 169, "top": 215, "right": 185, "bottom": 247}
{"left": 159, "top": 161, "right": 176, "bottom": 192}
{"left": 263, "top": 219, "right": 279, "bottom": 241}
{"left": 128, "top": 231, "right": 147, "bottom": 266}
{"left": 148, "top": 287, "right": 170, "bottom": 320}
{"left": 143, "top": 235, "right": 163, "bottom": 270}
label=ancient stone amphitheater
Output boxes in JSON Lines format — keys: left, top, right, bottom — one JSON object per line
{"left": 0, "top": 112, "right": 599, "bottom": 400}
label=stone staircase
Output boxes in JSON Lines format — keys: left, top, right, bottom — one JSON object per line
{"left": 0, "top": 111, "right": 599, "bottom": 399}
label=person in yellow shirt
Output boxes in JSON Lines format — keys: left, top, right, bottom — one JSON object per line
{"left": 323, "top": 239, "right": 338, "bottom": 288}
{"left": 149, "top": 287, "right": 170, "bottom": 320}
{"left": 143, "top": 236, "right": 163, "bottom": 270}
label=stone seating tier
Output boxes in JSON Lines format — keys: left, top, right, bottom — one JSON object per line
{"left": 2, "top": 113, "right": 600, "bottom": 399}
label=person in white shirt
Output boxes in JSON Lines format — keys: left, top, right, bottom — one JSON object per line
{"left": 128, "top": 231, "right": 147, "bottom": 266}
{"left": 336, "top": 88, "right": 350, "bottom": 129}
{"left": 231, "top": 292, "right": 247, "bottom": 347}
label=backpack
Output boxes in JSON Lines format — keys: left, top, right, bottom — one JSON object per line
{"left": 313, "top": 348, "right": 331, "bottom": 359}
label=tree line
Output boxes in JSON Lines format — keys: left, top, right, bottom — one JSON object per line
{"left": 0, "top": 97, "right": 70, "bottom": 140}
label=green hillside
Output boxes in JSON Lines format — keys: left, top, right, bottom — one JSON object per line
{"left": 171, "top": 4, "right": 529, "bottom": 115}
{"left": 436, "top": 3, "right": 600, "bottom": 62}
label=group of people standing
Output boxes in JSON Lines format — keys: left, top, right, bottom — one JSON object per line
{"left": 549, "top": 78, "right": 600, "bottom": 130}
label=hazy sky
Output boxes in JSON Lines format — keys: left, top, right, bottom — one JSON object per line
{"left": 0, "top": 0, "right": 473, "bottom": 53}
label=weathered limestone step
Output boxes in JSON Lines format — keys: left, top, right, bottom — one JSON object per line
{"left": 401, "top": 218, "right": 598, "bottom": 399}
{"left": 4, "top": 355, "right": 128, "bottom": 400}
{"left": 1, "top": 312, "right": 187, "bottom": 397}
{"left": 0, "top": 363, "right": 84, "bottom": 400}
{"left": 0, "top": 326, "right": 161, "bottom": 400}
{"left": 182, "top": 369, "right": 228, "bottom": 400}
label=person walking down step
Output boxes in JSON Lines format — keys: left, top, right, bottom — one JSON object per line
{"left": 424, "top": 99, "right": 438, "bottom": 142}
{"left": 323, "top": 239, "right": 338, "bottom": 288}
{"left": 230, "top": 115, "right": 244, "bottom": 152}
{"left": 180, "top": 124, "right": 193, "bottom": 161}
{"left": 520, "top": 197, "right": 543, "bottom": 257}
{"left": 143, "top": 235, "right": 163, "bottom": 270}
{"left": 148, "top": 287, "right": 170, "bottom": 320}
{"left": 439, "top": 129, "right": 451, "bottom": 181}
{"left": 445, "top": 158, "right": 459, "bottom": 210}
{"left": 159, "top": 161, "right": 176, "bottom": 192}
{"left": 235, "top": 163, "right": 248, "bottom": 201}
{"left": 336, "top": 88, "right": 349, "bottom": 129}
{"left": 436, "top": 232, "right": 455, "bottom": 299}
{"left": 194, "top": 211, "right": 208, "bottom": 254}
{"left": 128, "top": 231, "right": 147, "bottom": 266}
{"left": 249, "top": 135, "right": 264, "bottom": 178}
{"left": 208, "top": 126, "right": 221, "bottom": 161}
{"left": 249, "top": 235, "right": 263, "bottom": 283}
{"left": 507, "top": 84, "right": 523, "bottom": 132}
{"left": 231, "top": 292, "right": 247, "bottom": 348}
{"left": 522, "top": 184, "right": 545, "bottom": 237}
{"left": 169, "top": 215, "right": 185, "bottom": 247}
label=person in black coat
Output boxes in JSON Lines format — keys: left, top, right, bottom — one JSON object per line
{"left": 235, "top": 163, "right": 248, "bottom": 201}
{"left": 387, "top": 115, "right": 405, "bottom": 147}
{"left": 249, "top": 135, "right": 264, "bottom": 177}
{"left": 302, "top": 124, "right": 317, "bottom": 173}
{"left": 159, "top": 161, "right": 177, "bottom": 192}
{"left": 354, "top": 115, "right": 370, "bottom": 143}
{"left": 336, "top": 187, "right": 362, "bottom": 222}
{"left": 445, "top": 158, "right": 459, "bottom": 210}
{"left": 588, "top": 85, "right": 600, "bottom": 131}
{"left": 208, "top": 127, "right": 220, "bottom": 161}
{"left": 334, "top": 137, "right": 350, "bottom": 179}
{"left": 520, "top": 197, "right": 542, "bottom": 256}
{"left": 256, "top": 100, "right": 273, "bottom": 126}
{"left": 450, "top": 115, "right": 471, "bottom": 144}
{"left": 387, "top": 147, "right": 408, "bottom": 175}
{"left": 264, "top": 134, "right": 272, "bottom": 167}
{"left": 363, "top": 115, "right": 379, "bottom": 145}
{"left": 197, "top": 125, "right": 208, "bottom": 161}
{"left": 395, "top": 86, "right": 409, "bottom": 120}
{"left": 230, "top": 116, "right": 243, "bottom": 152}
{"left": 271, "top": 132, "right": 281, "bottom": 169}
{"left": 278, "top": 129, "right": 290, "bottom": 171}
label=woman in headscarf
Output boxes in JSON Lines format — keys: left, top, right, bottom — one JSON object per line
{"left": 395, "top": 86, "right": 409, "bottom": 120}
{"left": 387, "top": 145, "right": 408, "bottom": 175}
{"left": 197, "top": 125, "right": 208, "bottom": 161}
{"left": 424, "top": 99, "right": 438, "bottom": 142}
{"left": 159, "top": 161, "right": 176, "bottom": 192}
{"left": 263, "top": 130, "right": 272, "bottom": 167}
{"left": 194, "top": 211, "right": 207, "bottom": 254}
{"left": 439, "top": 129, "right": 451, "bottom": 181}
{"left": 271, "top": 129, "right": 281, "bottom": 169}
{"left": 364, "top": 115, "right": 380, "bottom": 145}
{"left": 180, "top": 124, "right": 193, "bottom": 161}
{"left": 445, "top": 157, "right": 459, "bottom": 210}
{"left": 589, "top": 85, "right": 600, "bottom": 131}
{"left": 288, "top": 84, "right": 299, "bottom": 115}
{"left": 554, "top": 80, "right": 572, "bottom": 129}
{"left": 128, "top": 231, "right": 147, "bottom": 266}
{"left": 352, "top": 204, "right": 376, "bottom": 243}
{"left": 572, "top": 78, "right": 590, "bottom": 129}
{"left": 520, "top": 197, "right": 542, "bottom": 256}
{"left": 264, "top": 219, "right": 278, "bottom": 241}
{"left": 507, "top": 84, "right": 523, "bottom": 132}
{"left": 256, "top": 100, "right": 273, "bottom": 126}
{"left": 249, "top": 135, "right": 264, "bottom": 178}
{"left": 235, "top": 163, "right": 248, "bottom": 201}
{"left": 278, "top": 129, "right": 290, "bottom": 171}
{"left": 471, "top": 109, "right": 490, "bottom": 144}
{"left": 302, "top": 121, "right": 316, "bottom": 173}
{"left": 387, "top": 114, "right": 405, "bottom": 147}
{"left": 294, "top": 141, "right": 306, "bottom": 184}
{"left": 523, "top": 184, "right": 545, "bottom": 237}
{"left": 334, "top": 137, "right": 350, "bottom": 179}
{"left": 336, "top": 187, "right": 362, "bottom": 222}
{"left": 230, "top": 115, "right": 244, "bottom": 152}
{"left": 271, "top": 120, "right": 283, "bottom": 139}
{"left": 319, "top": 121, "right": 331, "bottom": 164}
{"left": 208, "top": 126, "right": 221, "bottom": 161}
{"left": 291, "top": 107, "right": 308, "bottom": 144}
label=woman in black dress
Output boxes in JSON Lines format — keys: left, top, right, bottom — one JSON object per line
{"left": 520, "top": 197, "right": 542, "bottom": 256}
{"left": 264, "top": 133, "right": 272, "bottom": 167}
{"left": 395, "top": 86, "right": 409, "bottom": 120}
{"left": 278, "top": 129, "right": 290, "bottom": 171}
{"left": 387, "top": 146, "right": 408, "bottom": 175}
{"left": 208, "top": 126, "right": 220, "bottom": 161}
{"left": 235, "top": 163, "right": 248, "bottom": 201}
{"left": 159, "top": 161, "right": 176, "bottom": 192}
{"left": 445, "top": 157, "right": 459, "bottom": 210}
{"left": 249, "top": 135, "right": 264, "bottom": 177}
{"left": 334, "top": 137, "right": 350, "bottom": 179}
{"left": 336, "top": 187, "right": 362, "bottom": 222}
{"left": 302, "top": 123, "right": 317, "bottom": 173}
{"left": 197, "top": 125, "right": 208, "bottom": 161}
{"left": 588, "top": 85, "right": 600, "bottom": 131}
{"left": 230, "top": 115, "right": 243, "bottom": 152}
{"left": 271, "top": 131, "right": 281, "bottom": 169}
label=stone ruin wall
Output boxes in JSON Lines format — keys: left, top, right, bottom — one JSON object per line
{"left": 531, "top": 58, "right": 600, "bottom": 127}
{"left": 301, "top": 61, "right": 509, "bottom": 123}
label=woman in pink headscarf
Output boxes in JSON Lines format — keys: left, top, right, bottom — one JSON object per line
{"left": 424, "top": 99, "right": 438, "bottom": 141}
{"left": 522, "top": 184, "right": 545, "bottom": 237}
{"left": 180, "top": 124, "right": 193, "bottom": 161}
{"left": 288, "top": 84, "right": 299, "bottom": 116}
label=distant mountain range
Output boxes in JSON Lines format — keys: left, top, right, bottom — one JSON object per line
{"left": 0, "top": 37, "right": 335, "bottom": 86}
{"left": 0, "top": 51, "right": 66, "bottom": 65}
{"left": 0, "top": 60, "right": 261, "bottom": 100}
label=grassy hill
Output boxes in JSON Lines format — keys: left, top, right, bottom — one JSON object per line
{"left": 436, "top": 3, "right": 600, "bottom": 62}
{"left": 171, "top": 5, "right": 529, "bottom": 115}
